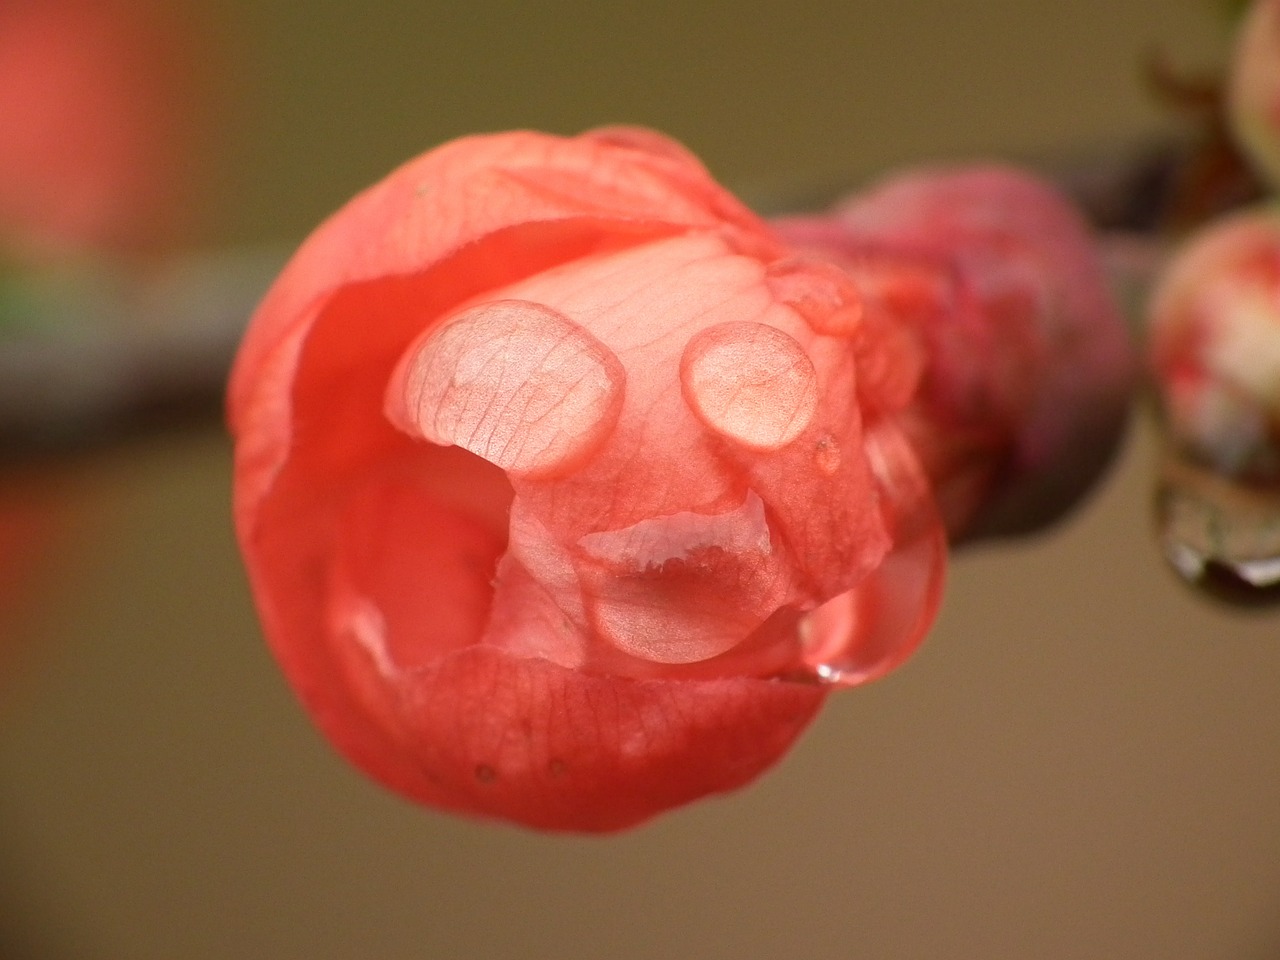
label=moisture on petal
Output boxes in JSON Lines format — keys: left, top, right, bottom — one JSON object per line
{"left": 576, "top": 491, "right": 780, "bottom": 664}
{"left": 799, "top": 420, "right": 945, "bottom": 684}
{"left": 679, "top": 321, "right": 818, "bottom": 451}
{"left": 389, "top": 299, "right": 626, "bottom": 478}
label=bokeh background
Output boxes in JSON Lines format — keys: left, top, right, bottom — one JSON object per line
{"left": 3, "top": 1, "right": 1279, "bottom": 958}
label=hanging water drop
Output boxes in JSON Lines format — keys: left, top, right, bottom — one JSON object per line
{"left": 1155, "top": 450, "right": 1280, "bottom": 606}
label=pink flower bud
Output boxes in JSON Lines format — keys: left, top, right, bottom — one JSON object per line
{"left": 1229, "top": 0, "right": 1280, "bottom": 191}
{"left": 1147, "top": 205, "right": 1280, "bottom": 478}
{"left": 775, "top": 165, "right": 1135, "bottom": 540}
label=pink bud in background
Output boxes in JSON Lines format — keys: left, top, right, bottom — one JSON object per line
{"left": 1147, "top": 205, "right": 1280, "bottom": 479}
{"left": 1229, "top": 0, "right": 1280, "bottom": 192}
{"left": 774, "top": 165, "right": 1135, "bottom": 540}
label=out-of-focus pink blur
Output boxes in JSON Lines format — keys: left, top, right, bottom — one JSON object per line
{"left": 0, "top": 0, "right": 210, "bottom": 261}
{"left": 0, "top": 0, "right": 214, "bottom": 679}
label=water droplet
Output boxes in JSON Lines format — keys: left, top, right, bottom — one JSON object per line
{"left": 812, "top": 662, "right": 844, "bottom": 683}
{"left": 576, "top": 491, "right": 780, "bottom": 664}
{"left": 679, "top": 321, "right": 818, "bottom": 450}
{"left": 1155, "top": 451, "right": 1280, "bottom": 605}
{"left": 391, "top": 299, "right": 625, "bottom": 477}
{"left": 800, "top": 421, "right": 946, "bottom": 684}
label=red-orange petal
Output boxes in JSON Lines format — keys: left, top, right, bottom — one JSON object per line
{"left": 230, "top": 129, "right": 831, "bottom": 832}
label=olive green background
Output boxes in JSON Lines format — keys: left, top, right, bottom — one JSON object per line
{"left": 5, "top": 2, "right": 1280, "bottom": 959}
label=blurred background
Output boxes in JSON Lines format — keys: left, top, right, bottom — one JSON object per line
{"left": 3, "top": 1, "right": 1279, "bottom": 958}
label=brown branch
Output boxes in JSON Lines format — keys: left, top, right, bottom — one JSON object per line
{"left": 0, "top": 246, "right": 285, "bottom": 464}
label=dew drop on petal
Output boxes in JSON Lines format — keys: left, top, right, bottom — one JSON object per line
{"left": 577, "top": 491, "right": 777, "bottom": 664}
{"left": 680, "top": 321, "right": 818, "bottom": 451}
{"left": 587, "top": 589, "right": 743, "bottom": 664}
{"left": 764, "top": 257, "right": 863, "bottom": 337}
{"left": 800, "top": 421, "right": 945, "bottom": 685}
{"left": 393, "top": 299, "right": 625, "bottom": 478}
